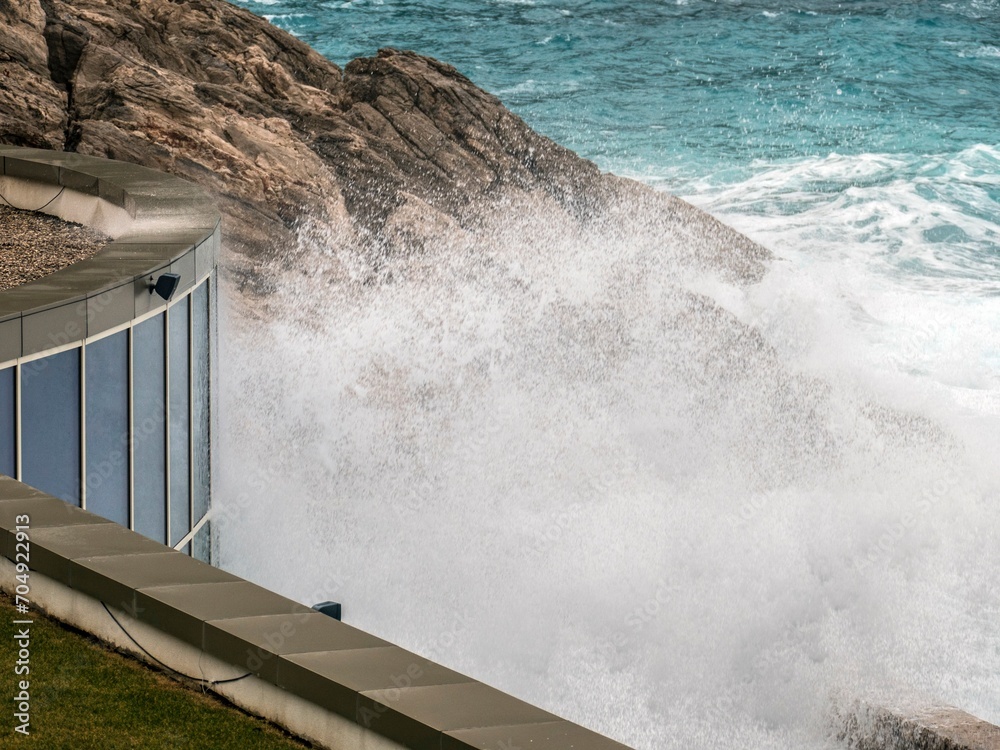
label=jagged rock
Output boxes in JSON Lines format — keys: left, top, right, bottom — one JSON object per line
{"left": 835, "top": 701, "right": 1000, "bottom": 750}
{"left": 0, "top": 0, "right": 66, "bottom": 147}
{"left": 0, "top": 0, "right": 768, "bottom": 290}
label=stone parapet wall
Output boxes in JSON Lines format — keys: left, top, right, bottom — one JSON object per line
{"left": 0, "top": 475, "right": 630, "bottom": 750}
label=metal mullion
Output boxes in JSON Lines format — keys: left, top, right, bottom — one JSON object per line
{"left": 208, "top": 274, "right": 217, "bottom": 510}
{"left": 164, "top": 309, "right": 171, "bottom": 547}
{"left": 14, "top": 363, "right": 21, "bottom": 481}
{"left": 128, "top": 327, "right": 135, "bottom": 530}
{"left": 80, "top": 345, "right": 86, "bottom": 510}
{"left": 188, "top": 293, "right": 195, "bottom": 553}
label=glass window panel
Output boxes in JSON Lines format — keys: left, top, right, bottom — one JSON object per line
{"left": 85, "top": 331, "right": 129, "bottom": 526}
{"left": 0, "top": 367, "right": 14, "bottom": 477}
{"left": 21, "top": 349, "right": 81, "bottom": 504}
{"left": 168, "top": 300, "right": 190, "bottom": 547}
{"left": 192, "top": 281, "right": 211, "bottom": 524}
{"left": 133, "top": 314, "right": 167, "bottom": 544}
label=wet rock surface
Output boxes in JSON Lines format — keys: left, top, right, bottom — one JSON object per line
{"left": 837, "top": 702, "right": 1000, "bottom": 750}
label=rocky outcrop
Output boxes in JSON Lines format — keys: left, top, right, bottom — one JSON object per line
{"left": 0, "top": 0, "right": 67, "bottom": 148}
{"left": 835, "top": 701, "right": 1000, "bottom": 750}
{"left": 0, "top": 0, "right": 767, "bottom": 290}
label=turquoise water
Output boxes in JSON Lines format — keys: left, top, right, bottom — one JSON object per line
{"left": 221, "top": 2, "right": 1000, "bottom": 748}
{"left": 238, "top": 0, "right": 1000, "bottom": 291}
{"left": 237, "top": 0, "right": 1000, "bottom": 387}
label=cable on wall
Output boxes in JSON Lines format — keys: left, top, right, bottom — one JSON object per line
{"left": 101, "top": 601, "right": 252, "bottom": 686}
{"left": 0, "top": 184, "right": 66, "bottom": 213}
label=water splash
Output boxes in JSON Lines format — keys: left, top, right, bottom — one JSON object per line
{"left": 217, "top": 201, "right": 1000, "bottom": 749}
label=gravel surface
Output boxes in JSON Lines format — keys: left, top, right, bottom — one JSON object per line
{"left": 0, "top": 203, "right": 109, "bottom": 291}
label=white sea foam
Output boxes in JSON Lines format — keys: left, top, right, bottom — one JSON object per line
{"left": 217, "top": 165, "right": 1000, "bottom": 749}
{"left": 211, "top": 0, "right": 1000, "bottom": 739}
{"left": 680, "top": 147, "right": 1000, "bottom": 393}
{"left": 495, "top": 77, "right": 581, "bottom": 96}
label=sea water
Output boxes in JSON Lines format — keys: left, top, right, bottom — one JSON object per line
{"left": 219, "top": 2, "right": 1000, "bottom": 748}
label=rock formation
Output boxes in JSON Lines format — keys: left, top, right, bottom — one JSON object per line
{"left": 0, "top": 0, "right": 767, "bottom": 291}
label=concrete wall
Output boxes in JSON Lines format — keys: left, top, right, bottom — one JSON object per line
{"left": 0, "top": 475, "right": 630, "bottom": 750}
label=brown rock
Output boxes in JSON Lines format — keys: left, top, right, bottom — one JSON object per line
{"left": 0, "top": 0, "right": 67, "bottom": 148}
{"left": 836, "top": 701, "right": 1000, "bottom": 750}
{"left": 0, "top": 0, "right": 768, "bottom": 292}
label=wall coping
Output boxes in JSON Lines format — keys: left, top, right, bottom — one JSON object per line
{"left": 0, "top": 146, "right": 220, "bottom": 362}
{"left": 0, "top": 476, "right": 632, "bottom": 750}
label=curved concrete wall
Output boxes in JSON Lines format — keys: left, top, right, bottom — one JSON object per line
{"left": 0, "top": 475, "right": 631, "bottom": 750}
{"left": 0, "top": 146, "right": 218, "bottom": 359}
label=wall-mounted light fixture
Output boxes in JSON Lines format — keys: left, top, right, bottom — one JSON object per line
{"left": 148, "top": 273, "right": 181, "bottom": 301}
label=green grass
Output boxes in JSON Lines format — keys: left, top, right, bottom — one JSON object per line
{"left": 1, "top": 592, "right": 313, "bottom": 749}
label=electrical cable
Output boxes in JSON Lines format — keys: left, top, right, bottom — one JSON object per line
{"left": 0, "top": 184, "right": 66, "bottom": 212}
{"left": 101, "top": 601, "right": 252, "bottom": 686}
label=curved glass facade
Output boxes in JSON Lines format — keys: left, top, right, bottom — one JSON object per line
{"left": 0, "top": 275, "right": 215, "bottom": 560}
{"left": 0, "top": 146, "right": 219, "bottom": 562}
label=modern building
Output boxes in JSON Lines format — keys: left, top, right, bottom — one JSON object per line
{"left": 0, "top": 146, "right": 217, "bottom": 560}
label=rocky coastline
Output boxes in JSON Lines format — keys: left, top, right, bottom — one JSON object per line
{"left": 8, "top": 5, "right": 1000, "bottom": 750}
{"left": 0, "top": 0, "right": 767, "bottom": 293}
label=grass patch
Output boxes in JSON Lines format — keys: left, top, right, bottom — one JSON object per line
{"left": 1, "top": 591, "right": 313, "bottom": 749}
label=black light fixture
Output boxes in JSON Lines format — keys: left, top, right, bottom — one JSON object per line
{"left": 148, "top": 272, "right": 181, "bottom": 301}
{"left": 312, "top": 601, "right": 342, "bottom": 621}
